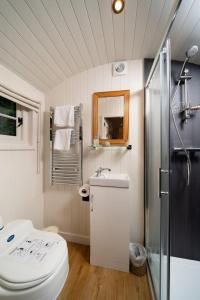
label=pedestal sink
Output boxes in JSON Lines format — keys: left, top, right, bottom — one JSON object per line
{"left": 89, "top": 173, "right": 129, "bottom": 188}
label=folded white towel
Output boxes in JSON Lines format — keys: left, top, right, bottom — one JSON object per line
{"left": 54, "top": 129, "right": 73, "bottom": 151}
{"left": 54, "top": 105, "right": 74, "bottom": 127}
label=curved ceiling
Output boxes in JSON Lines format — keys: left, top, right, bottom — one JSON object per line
{"left": 170, "top": 0, "right": 200, "bottom": 65}
{"left": 0, "top": 0, "right": 177, "bottom": 91}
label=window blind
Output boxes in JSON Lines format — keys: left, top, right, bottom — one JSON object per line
{"left": 0, "top": 84, "right": 40, "bottom": 113}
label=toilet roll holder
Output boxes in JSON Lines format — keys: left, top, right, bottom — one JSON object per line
{"left": 79, "top": 184, "right": 90, "bottom": 202}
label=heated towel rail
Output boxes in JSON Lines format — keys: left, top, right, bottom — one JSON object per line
{"left": 50, "top": 104, "right": 83, "bottom": 185}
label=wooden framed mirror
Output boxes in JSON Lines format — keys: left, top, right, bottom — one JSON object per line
{"left": 92, "top": 90, "right": 130, "bottom": 145}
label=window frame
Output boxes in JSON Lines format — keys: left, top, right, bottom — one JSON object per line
{"left": 0, "top": 95, "right": 37, "bottom": 150}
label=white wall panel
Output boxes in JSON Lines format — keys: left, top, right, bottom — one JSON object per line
{"left": 0, "top": 63, "right": 45, "bottom": 228}
{"left": 44, "top": 60, "right": 144, "bottom": 244}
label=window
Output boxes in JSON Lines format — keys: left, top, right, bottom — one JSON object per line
{"left": 0, "top": 96, "right": 17, "bottom": 136}
{"left": 0, "top": 95, "right": 37, "bottom": 149}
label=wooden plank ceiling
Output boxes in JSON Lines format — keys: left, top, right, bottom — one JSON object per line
{"left": 170, "top": 0, "right": 200, "bottom": 65}
{"left": 0, "top": 0, "right": 192, "bottom": 92}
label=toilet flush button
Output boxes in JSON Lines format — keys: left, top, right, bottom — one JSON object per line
{"left": 7, "top": 234, "right": 15, "bottom": 242}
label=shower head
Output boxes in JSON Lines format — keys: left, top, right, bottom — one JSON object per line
{"left": 186, "top": 45, "right": 199, "bottom": 59}
{"left": 177, "top": 45, "right": 199, "bottom": 81}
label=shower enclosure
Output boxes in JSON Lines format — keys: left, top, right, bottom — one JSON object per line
{"left": 145, "top": 1, "right": 200, "bottom": 299}
{"left": 145, "top": 39, "right": 171, "bottom": 300}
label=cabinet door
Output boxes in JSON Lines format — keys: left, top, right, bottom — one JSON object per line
{"left": 90, "top": 186, "right": 129, "bottom": 272}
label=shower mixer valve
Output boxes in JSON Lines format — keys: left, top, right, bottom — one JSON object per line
{"left": 181, "top": 104, "right": 200, "bottom": 119}
{"left": 178, "top": 68, "right": 200, "bottom": 121}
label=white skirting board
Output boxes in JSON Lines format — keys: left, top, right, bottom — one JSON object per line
{"left": 59, "top": 231, "right": 90, "bottom": 246}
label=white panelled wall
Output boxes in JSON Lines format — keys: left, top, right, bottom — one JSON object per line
{"left": 44, "top": 60, "right": 144, "bottom": 245}
{"left": 0, "top": 63, "right": 45, "bottom": 228}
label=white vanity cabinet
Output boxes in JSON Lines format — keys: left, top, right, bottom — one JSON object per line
{"left": 90, "top": 182, "right": 130, "bottom": 272}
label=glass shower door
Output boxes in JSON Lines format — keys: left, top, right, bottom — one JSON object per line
{"left": 145, "top": 59, "right": 161, "bottom": 299}
{"left": 145, "top": 40, "right": 171, "bottom": 300}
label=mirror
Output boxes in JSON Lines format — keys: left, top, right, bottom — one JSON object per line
{"left": 92, "top": 90, "right": 130, "bottom": 145}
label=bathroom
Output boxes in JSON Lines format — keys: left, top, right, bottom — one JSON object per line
{"left": 0, "top": 0, "right": 199, "bottom": 299}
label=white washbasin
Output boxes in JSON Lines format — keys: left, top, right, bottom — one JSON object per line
{"left": 89, "top": 173, "right": 129, "bottom": 188}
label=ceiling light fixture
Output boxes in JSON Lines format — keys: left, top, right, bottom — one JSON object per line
{"left": 112, "top": 0, "right": 125, "bottom": 14}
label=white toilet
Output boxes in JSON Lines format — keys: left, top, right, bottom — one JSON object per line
{"left": 0, "top": 219, "right": 69, "bottom": 300}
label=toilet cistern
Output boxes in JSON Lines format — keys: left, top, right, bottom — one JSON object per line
{"left": 95, "top": 167, "right": 111, "bottom": 177}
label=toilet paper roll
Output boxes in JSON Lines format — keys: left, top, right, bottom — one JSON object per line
{"left": 79, "top": 184, "right": 90, "bottom": 198}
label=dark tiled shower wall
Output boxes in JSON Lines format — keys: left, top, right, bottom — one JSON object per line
{"left": 144, "top": 59, "right": 200, "bottom": 260}
{"left": 170, "top": 61, "right": 200, "bottom": 260}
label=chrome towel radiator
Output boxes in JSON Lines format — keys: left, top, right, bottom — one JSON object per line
{"left": 50, "top": 104, "right": 83, "bottom": 185}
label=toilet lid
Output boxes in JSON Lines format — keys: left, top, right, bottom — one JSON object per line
{"left": 0, "top": 220, "right": 67, "bottom": 290}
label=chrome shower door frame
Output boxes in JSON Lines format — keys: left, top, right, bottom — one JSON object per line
{"left": 160, "top": 39, "right": 171, "bottom": 300}
{"left": 145, "top": 38, "right": 171, "bottom": 300}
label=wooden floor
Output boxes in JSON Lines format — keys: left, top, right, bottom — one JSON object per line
{"left": 57, "top": 242, "right": 152, "bottom": 300}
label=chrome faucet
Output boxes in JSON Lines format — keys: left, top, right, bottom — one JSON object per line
{"left": 95, "top": 167, "right": 111, "bottom": 177}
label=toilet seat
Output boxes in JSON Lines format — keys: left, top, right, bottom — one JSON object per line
{"left": 0, "top": 220, "right": 69, "bottom": 300}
